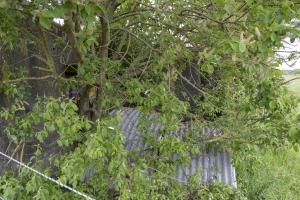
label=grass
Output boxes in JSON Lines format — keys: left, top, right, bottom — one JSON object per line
{"left": 283, "top": 75, "right": 300, "bottom": 97}
{"left": 236, "top": 148, "right": 300, "bottom": 200}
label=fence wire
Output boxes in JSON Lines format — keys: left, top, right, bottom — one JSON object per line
{"left": 0, "top": 151, "right": 95, "bottom": 200}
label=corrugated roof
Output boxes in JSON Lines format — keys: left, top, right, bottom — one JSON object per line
{"left": 114, "top": 108, "right": 237, "bottom": 187}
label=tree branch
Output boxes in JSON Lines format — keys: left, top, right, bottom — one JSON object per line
{"left": 281, "top": 77, "right": 300, "bottom": 85}
{"left": 1, "top": 75, "right": 54, "bottom": 84}
{"left": 39, "top": 27, "right": 57, "bottom": 75}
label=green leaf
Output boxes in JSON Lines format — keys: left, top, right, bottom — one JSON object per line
{"left": 293, "top": 144, "right": 299, "bottom": 152}
{"left": 269, "top": 101, "right": 277, "bottom": 110}
{"left": 85, "top": 4, "right": 94, "bottom": 15}
{"left": 272, "top": 69, "right": 282, "bottom": 76}
{"left": 270, "top": 33, "right": 276, "bottom": 42}
{"left": 245, "top": 0, "right": 253, "bottom": 5}
{"left": 202, "top": 63, "right": 214, "bottom": 74}
{"left": 215, "top": 0, "right": 225, "bottom": 4}
{"left": 39, "top": 17, "right": 51, "bottom": 29}
{"left": 239, "top": 41, "right": 246, "bottom": 53}
{"left": 224, "top": 3, "right": 233, "bottom": 14}
{"left": 288, "top": 127, "right": 299, "bottom": 141}
{"left": 0, "top": 0, "right": 7, "bottom": 8}
{"left": 47, "top": 124, "right": 56, "bottom": 132}
{"left": 42, "top": 7, "right": 64, "bottom": 18}
{"left": 63, "top": 1, "right": 74, "bottom": 10}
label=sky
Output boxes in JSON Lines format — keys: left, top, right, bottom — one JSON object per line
{"left": 54, "top": 18, "right": 299, "bottom": 71}
{"left": 277, "top": 38, "right": 300, "bottom": 71}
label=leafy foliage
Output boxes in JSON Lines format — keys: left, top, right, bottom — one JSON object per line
{"left": 0, "top": 0, "right": 300, "bottom": 199}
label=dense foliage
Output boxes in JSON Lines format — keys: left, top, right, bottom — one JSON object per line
{"left": 0, "top": 0, "right": 300, "bottom": 199}
{"left": 235, "top": 146, "right": 300, "bottom": 199}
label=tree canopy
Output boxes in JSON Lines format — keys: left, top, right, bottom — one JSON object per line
{"left": 0, "top": 0, "right": 300, "bottom": 199}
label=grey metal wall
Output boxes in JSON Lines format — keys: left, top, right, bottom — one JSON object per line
{"left": 115, "top": 108, "right": 237, "bottom": 187}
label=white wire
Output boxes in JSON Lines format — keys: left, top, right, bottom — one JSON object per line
{"left": 0, "top": 151, "right": 95, "bottom": 200}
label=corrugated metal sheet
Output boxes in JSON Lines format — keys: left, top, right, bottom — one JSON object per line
{"left": 115, "top": 108, "right": 237, "bottom": 187}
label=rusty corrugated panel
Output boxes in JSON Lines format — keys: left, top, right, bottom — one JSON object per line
{"left": 114, "top": 108, "right": 237, "bottom": 187}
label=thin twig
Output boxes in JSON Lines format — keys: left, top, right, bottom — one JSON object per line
{"left": 113, "top": 28, "right": 159, "bottom": 52}
{"left": 177, "top": 71, "right": 213, "bottom": 97}
{"left": 1, "top": 75, "right": 54, "bottom": 84}
{"left": 281, "top": 76, "right": 300, "bottom": 85}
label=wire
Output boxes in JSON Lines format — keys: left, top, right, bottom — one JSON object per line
{"left": 0, "top": 151, "right": 95, "bottom": 200}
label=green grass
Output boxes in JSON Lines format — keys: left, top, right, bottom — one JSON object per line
{"left": 236, "top": 148, "right": 300, "bottom": 200}
{"left": 283, "top": 75, "right": 300, "bottom": 97}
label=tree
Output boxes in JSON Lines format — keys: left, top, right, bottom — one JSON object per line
{"left": 0, "top": 0, "right": 299, "bottom": 199}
